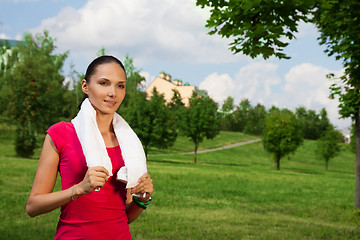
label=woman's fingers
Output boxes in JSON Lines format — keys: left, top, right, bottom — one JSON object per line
{"left": 132, "top": 173, "right": 153, "bottom": 196}
{"left": 79, "top": 166, "right": 110, "bottom": 194}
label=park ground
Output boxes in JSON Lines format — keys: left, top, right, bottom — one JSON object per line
{"left": 0, "top": 125, "right": 359, "bottom": 239}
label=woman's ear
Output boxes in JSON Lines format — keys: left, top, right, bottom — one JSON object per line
{"left": 81, "top": 79, "right": 88, "bottom": 94}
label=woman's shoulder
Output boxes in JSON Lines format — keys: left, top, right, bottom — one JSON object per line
{"left": 46, "top": 121, "right": 75, "bottom": 140}
{"left": 46, "top": 121, "right": 76, "bottom": 152}
{"left": 47, "top": 121, "right": 74, "bottom": 132}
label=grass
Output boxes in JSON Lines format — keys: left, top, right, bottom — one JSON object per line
{"left": 147, "top": 131, "right": 258, "bottom": 155}
{"left": 0, "top": 124, "right": 359, "bottom": 239}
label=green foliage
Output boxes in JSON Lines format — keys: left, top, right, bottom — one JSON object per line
{"left": 61, "top": 63, "right": 84, "bottom": 119}
{"left": 123, "top": 88, "right": 177, "bottom": 158}
{"left": 196, "top": 0, "right": 319, "bottom": 59}
{"left": 197, "top": 0, "right": 360, "bottom": 209}
{"left": 315, "top": 127, "right": 343, "bottom": 170}
{"left": 180, "top": 92, "right": 220, "bottom": 162}
{"left": 120, "top": 54, "right": 145, "bottom": 109}
{"left": 221, "top": 96, "right": 234, "bottom": 113}
{"left": 219, "top": 96, "right": 235, "bottom": 131}
{"left": 315, "top": 1, "right": 360, "bottom": 89}
{"left": 0, "top": 40, "right": 19, "bottom": 115}
{"left": 97, "top": 47, "right": 106, "bottom": 56}
{"left": 168, "top": 89, "right": 186, "bottom": 130}
{"left": 223, "top": 99, "right": 266, "bottom": 135}
{"left": 232, "top": 98, "right": 251, "bottom": 131}
{"left": 243, "top": 103, "right": 266, "bottom": 135}
{"left": 263, "top": 109, "right": 303, "bottom": 170}
{"left": 14, "top": 121, "right": 37, "bottom": 158}
{"left": 2, "top": 31, "right": 68, "bottom": 157}
{"left": 295, "top": 107, "right": 332, "bottom": 140}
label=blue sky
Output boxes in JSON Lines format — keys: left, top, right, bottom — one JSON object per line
{"left": 0, "top": 0, "right": 351, "bottom": 132}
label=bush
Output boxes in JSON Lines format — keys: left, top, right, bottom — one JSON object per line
{"left": 15, "top": 125, "right": 37, "bottom": 158}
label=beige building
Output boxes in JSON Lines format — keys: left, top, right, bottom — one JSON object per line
{"left": 145, "top": 72, "right": 197, "bottom": 107}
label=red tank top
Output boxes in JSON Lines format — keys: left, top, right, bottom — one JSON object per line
{"left": 47, "top": 121, "right": 132, "bottom": 240}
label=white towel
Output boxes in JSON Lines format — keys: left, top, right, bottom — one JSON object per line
{"left": 71, "top": 98, "right": 147, "bottom": 189}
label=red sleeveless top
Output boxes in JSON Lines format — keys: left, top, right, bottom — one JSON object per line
{"left": 47, "top": 121, "right": 132, "bottom": 240}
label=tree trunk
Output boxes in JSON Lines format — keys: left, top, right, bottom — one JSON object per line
{"left": 194, "top": 143, "right": 198, "bottom": 164}
{"left": 354, "top": 112, "right": 360, "bottom": 210}
{"left": 325, "top": 159, "right": 329, "bottom": 171}
{"left": 276, "top": 155, "right": 280, "bottom": 170}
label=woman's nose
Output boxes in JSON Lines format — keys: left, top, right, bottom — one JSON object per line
{"left": 108, "top": 86, "right": 116, "bottom": 97}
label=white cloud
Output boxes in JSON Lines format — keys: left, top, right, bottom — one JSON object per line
{"left": 32, "top": 0, "right": 244, "bottom": 65}
{"left": 0, "top": 33, "right": 11, "bottom": 39}
{"left": 234, "top": 62, "right": 281, "bottom": 103}
{"left": 284, "top": 63, "right": 332, "bottom": 108}
{"left": 283, "top": 63, "right": 349, "bottom": 129}
{"left": 199, "top": 73, "right": 235, "bottom": 104}
{"left": 200, "top": 62, "right": 281, "bottom": 106}
{"left": 139, "top": 71, "right": 155, "bottom": 89}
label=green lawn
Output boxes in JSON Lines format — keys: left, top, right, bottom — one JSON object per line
{"left": 0, "top": 127, "right": 359, "bottom": 239}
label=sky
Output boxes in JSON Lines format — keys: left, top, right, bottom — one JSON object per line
{"left": 0, "top": 0, "right": 352, "bottom": 132}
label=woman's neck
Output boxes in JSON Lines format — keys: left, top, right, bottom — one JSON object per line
{"left": 96, "top": 113, "right": 114, "bottom": 134}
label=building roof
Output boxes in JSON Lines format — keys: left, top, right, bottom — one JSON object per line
{"left": 145, "top": 73, "right": 196, "bottom": 107}
{"left": 0, "top": 39, "right": 20, "bottom": 48}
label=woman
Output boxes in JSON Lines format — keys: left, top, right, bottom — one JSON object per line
{"left": 26, "top": 55, "right": 153, "bottom": 239}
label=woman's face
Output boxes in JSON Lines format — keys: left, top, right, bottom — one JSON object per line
{"left": 82, "top": 62, "right": 126, "bottom": 116}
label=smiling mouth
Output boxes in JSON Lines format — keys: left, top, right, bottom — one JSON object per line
{"left": 105, "top": 100, "right": 116, "bottom": 105}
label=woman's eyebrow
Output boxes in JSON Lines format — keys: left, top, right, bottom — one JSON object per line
{"left": 97, "top": 77, "right": 110, "bottom": 81}
{"left": 97, "top": 77, "right": 126, "bottom": 83}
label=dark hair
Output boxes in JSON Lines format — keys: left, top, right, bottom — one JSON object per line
{"left": 79, "top": 55, "right": 126, "bottom": 108}
{"left": 84, "top": 55, "right": 126, "bottom": 82}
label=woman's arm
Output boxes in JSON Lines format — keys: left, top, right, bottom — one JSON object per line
{"left": 26, "top": 134, "right": 109, "bottom": 217}
{"left": 26, "top": 134, "right": 70, "bottom": 217}
{"left": 126, "top": 173, "right": 153, "bottom": 224}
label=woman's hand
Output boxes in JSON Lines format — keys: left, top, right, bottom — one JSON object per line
{"left": 131, "top": 173, "right": 153, "bottom": 202}
{"left": 77, "top": 166, "right": 110, "bottom": 195}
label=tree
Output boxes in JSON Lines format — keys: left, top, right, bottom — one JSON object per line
{"left": 196, "top": 0, "right": 318, "bottom": 59}
{"left": 316, "top": 127, "right": 343, "bottom": 171}
{"left": 0, "top": 40, "right": 19, "bottom": 116}
{"left": 119, "top": 54, "right": 145, "bottom": 112}
{"left": 118, "top": 55, "right": 178, "bottom": 158}
{"left": 168, "top": 89, "right": 186, "bottom": 131}
{"left": 197, "top": 0, "right": 360, "bottom": 209}
{"left": 3, "top": 31, "right": 68, "bottom": 157}
{"left": 233, "top": 98, "right": 251, "bottom": 132}
{"left": 244, "top": 103, "right": 266, "bottom": 135}
{"left": 124, "top": 88, "right": 177, "bottom": 158}
{"left": 263, "top": 109, "right": 303, "bottom": 170}
{"left": 295, "top": 107, "right": 332, "bottom": 140}
{"left": 180, "top": 92, "right": 220, "bottom": 163}
{"left": 220, "top": 96, "right": 235, "bottom": 131}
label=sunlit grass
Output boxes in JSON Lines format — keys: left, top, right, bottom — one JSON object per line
{"left": 0, "top": 124, "right": 359, "bottom": 239}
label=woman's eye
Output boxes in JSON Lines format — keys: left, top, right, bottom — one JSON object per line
{"left": 99, "top": 81, "right": 108, "bottom": 86}
{"left": 118, "top": 84, "right": 125, "bottom": 89}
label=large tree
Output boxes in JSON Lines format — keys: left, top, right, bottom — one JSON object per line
{"left": 180, "top": 92, "right": 220, "bottom": 163}
{"left": 197, "top": 0, "right": 360, "bottom": 209}
{"left": 2, "top": 31, "right": 68, "bottom": 157}
{"left": 263, "top": 109, "right": 303, "bottom": 170}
